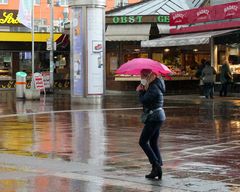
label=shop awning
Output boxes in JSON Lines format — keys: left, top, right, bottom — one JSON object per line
{"left": 141, "top": 29, "right": 237, "bottom": 47}
{"left": 157, "top": 24, "right": 170, "bottom": 34}
{"left": 0, "top": 32, "right": 62, "bottom": 42}
{"left": 106, "top": 24, "right": 151, "bottom": 41}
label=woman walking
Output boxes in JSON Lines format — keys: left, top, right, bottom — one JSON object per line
{"left": 201, "top": 61, "right": 216, "bottom": 99}
{"left": 136, "top": 69, "right": 166, "bottom": 180}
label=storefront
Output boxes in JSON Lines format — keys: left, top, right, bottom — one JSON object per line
{"left": 105, "top": 0, "right": 207, "bottom": 92}
{"left": 141, "top": 2, "right": 240, "bottom": 93}
{"left": 105, "top": 14, "right": 169, "bottom": 90}
{"left": 141, "top": 29, "right": 239, "bottom": 77}
{"left": 0, "top": 10, "right": 70, "bottom": 89}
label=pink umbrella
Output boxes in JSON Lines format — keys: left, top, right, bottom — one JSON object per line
{"left": 115, "top": 58, "right": 172, "bottom": 76}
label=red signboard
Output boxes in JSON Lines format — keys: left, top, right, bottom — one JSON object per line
{"left": 170, "top": 20, "right": 240, "bottom": 34}
{"left": 170, "top": 1, "right": 240, "bottom": 26}
{"left": 215, "top": 2, "right": 240, "bottom": 20}
{"left": 190, "top": 6, "right": 215, "bottom": 24}
{"left": 170, "top": 11, "right": 189, "bottom": 25}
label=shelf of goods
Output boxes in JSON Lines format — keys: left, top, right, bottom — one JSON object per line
{"left": 114, "top": 75, "right": 193, "bottom": 81}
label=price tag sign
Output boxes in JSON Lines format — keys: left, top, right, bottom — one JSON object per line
{"left": 46, "top": 40, "right": 56, "bottom": 51}
{"left": 33, "top": 72, "right": 45, "bottom": 91}
{"left": 41, "top": 71, "right": 51, "bottom": 88}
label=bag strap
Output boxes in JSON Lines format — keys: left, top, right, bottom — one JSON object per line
{"left": 149, "top": 107, "right": 163, "bottom": 114}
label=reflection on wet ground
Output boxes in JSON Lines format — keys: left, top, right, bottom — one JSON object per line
{"left": 0, "top": 90, "right": 240, "bottom": 191}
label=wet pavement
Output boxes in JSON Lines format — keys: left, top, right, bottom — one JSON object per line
{"left": 0, "top": 90, "right": 240, "bottom": 192}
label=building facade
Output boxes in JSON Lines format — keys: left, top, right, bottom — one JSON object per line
{"left": 0, "top": 0, "right": 70, "bottom": 89}
{"left": 106, "top": 0, "right": 141, "bottom": 11}
{"left": 0, "top": 0, "right": 142, "bottom": 89}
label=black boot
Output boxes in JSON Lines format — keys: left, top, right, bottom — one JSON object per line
{"left": 145, "top": 163, "right": 162, "bottom": 180}
{"left": 145, "top": 164, "right": 154, "bottom": 178}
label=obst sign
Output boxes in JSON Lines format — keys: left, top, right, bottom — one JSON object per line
{"left": 109, "top": 15, "right": 169, "bottom": 24}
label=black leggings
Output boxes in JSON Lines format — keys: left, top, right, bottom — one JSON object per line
{"left": 139, "top": 121, "right": 164, "bottom": 165}
{"left": 220, "top": 82, "right": 229, "bottom": 96}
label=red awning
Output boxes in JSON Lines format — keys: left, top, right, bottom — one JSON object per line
{"left": 56, "top": 34, "right": 69, "bottom": 49}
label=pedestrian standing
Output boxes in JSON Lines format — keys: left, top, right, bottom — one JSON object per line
{"left": 136, "top": 69, "right": 166, "bottom": 180}
{"left": 201, "top": 61, "right": 216, "bottom": 99}
{"left": 219, "top": 59, "right": 233, "bottom": 97}
{"left": 195, "top": 59, "right": 206, "bottom": 96}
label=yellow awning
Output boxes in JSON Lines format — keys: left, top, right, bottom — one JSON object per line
{"left": 0, "top": 32, "right": 62, "bottom": 42}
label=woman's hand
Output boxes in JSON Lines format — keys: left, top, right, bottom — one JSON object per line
{"left": 136, "top": 84, "right": 145, "bottom": 91}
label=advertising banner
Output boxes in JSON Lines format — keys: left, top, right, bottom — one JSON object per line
{"left": 72, "top": 8, "right": 84, "bottom": 96}
{"left": 170, "top": 6, "right": 215, "bottom": 26}
{"left": 215, "top": 2, "right": 240, "bottom": 20}
{"left": 170, "top": 1, "right": 240, "bottom": 26}
{"left": 170, "top": 10, "right": 189, "bottom": 26}
{"left": 17, "top": 0, "right": 32, "bottom": 29}
{"left": 189, "top": 6, "right": 215, "bottom": 24}
{"left": 87, "top": 8, "right": 104, "bottom": 95}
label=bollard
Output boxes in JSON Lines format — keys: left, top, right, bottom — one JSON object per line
{"left": 16, "top": 71, "right": 27, "bottom": 99}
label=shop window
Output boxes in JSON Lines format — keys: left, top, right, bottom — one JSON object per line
{"left": 0, "top": 52, "right": 12, "bottom": 80}
{"left": 110, "top": 54, "right": 118, "bottom": 72}
{"left": 19, "top": 52, "right": 32, "bottom": 74}
{"left": 106, "top": 52, "right": 119, "bottom": 77}
{"left": 229, "top": 55, "right": 240, "bottom": 65}
{"left": 35, "top": 19, "right": 47, "bottom": 26}
{"left": 152, "top": 53, "right": 163, "bottom": 63}
{"left": 54, "top": 54, "right": 70, "bottom": 80}
{"left": 0, "top": 0, "right": 8, "bottom": 4}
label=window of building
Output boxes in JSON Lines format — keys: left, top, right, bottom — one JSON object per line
{"left": 0, "top": 0, "right": 8, "bottom": 4}
{"left": 0, "top": 51, "right": 12, "bottom": 80}
{"left": 115, "top": 0, "right": 128, "bottom": 8}
{"left": 58, "top": 0, "right": 68, "bottom": 6}
{"left": 34, "top": 0, "right": 40, "bottom": 5}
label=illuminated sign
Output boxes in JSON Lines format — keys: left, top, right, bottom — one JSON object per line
{"left": 0, "top": 10, "right": 21, "bottom": 26}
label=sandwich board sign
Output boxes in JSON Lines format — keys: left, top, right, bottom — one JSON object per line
{"left": 33, "top": 72, "right": 45, "bottom": 94}
{"left": 41, "top": 71, "right": 50, "bottom": 88}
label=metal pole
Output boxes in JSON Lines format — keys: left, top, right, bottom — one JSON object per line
{"left": 50, "top": 0, "right": 54, "bottom": 91}
{"left": 32, "top": 0, "right": 35, "bottom": 76}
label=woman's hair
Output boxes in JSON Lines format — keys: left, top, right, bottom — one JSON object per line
{"left": 205, "top": 61, "right": 211, "bottom": 66}
{"left": 140, "top": 69, "right": 153, "bottom": 78}
{"left": 140, "top": 69, "right": 157, "bottom": 90}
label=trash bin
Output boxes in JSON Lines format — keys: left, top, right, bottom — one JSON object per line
{"left": 16, "top": 71, "right": 27, "bottom": 98}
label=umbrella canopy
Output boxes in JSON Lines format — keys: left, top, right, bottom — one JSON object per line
{"left": 115, "top": 58, "right": 172, "bottom": 76}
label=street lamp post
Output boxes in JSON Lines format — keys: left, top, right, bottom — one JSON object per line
{"left": 31, "top": 0, "right": 35, "bottom": 76}
{"left": 49, "top": 0, "right": 54, "bottom": 92}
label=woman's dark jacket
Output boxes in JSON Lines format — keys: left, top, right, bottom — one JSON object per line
{"left": 220, "top": 63, "right": 233, "bottom": 83}
{"left": 138, "top": 77, "right": 166, "bottom": 122}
